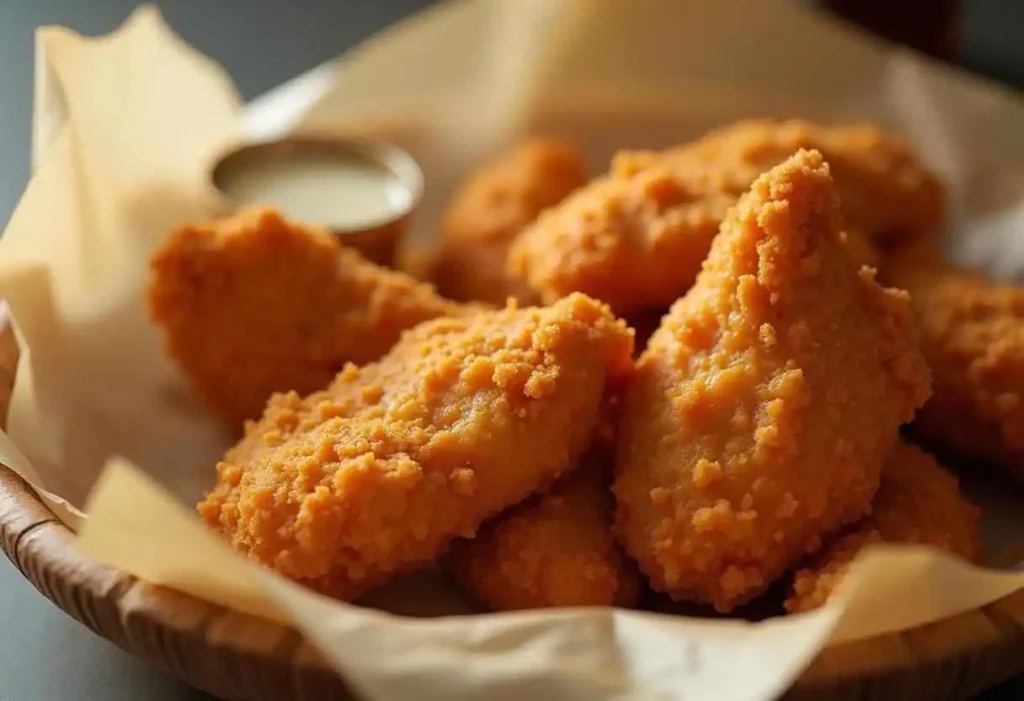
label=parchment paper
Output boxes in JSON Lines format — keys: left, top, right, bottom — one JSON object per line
{"left": 1, "top": 3, "right": 1024, "bottom": 701}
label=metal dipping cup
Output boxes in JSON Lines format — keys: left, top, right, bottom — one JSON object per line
{"left": 210, "top": 135, "right": 424, "bottom": 267}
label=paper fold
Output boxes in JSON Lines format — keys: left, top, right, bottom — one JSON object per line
{"left": 1, "top": 2, "right": 1024, "bottom": 700}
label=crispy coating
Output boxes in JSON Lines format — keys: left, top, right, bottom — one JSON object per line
{"left": 613, "top": 150, "right": 932, "bottom": 612}
{"left": 198, "top": 294, "right": 635, "bottom": 599}
{"left": 447, "top": 455, "right": 642, "bottom": 611}
{"left": 886, "top": 247, "right": 1024, "bottom": 481}
{"left": 435, "top": 138, "right": 588, "bottom": 305}
{"left": 149, "top": 208, "right": 462, "bottom": 424}
{"left": 786, "top": 442, "right": 982, "bottom": 613}
{"left": 509, "top": 119, "right": 943, "bottom": 314}
{"left": 673, "top": 121, "right": 945, "bottom": 243}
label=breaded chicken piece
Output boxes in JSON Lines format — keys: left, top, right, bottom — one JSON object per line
{"left": 149, "top": 208, "right": 463, "bottom": 424}
{"left": 198, "top": 294, "right": 634, "bottom": 600}
{"left": 435, "top": 137, "right": 588, "bottom": 305}
{"left": 509, "top": 120, "right": 943, "bottom": 314}
{"left": 786, "top": 441, "right": 982, "bottom": 613}
{"left": 886, "top": 247, "right": 1024, "bottom": 482}
{"left": 447, "top": 453, "right": 642, "bottom": 611}
{"left": 613, "top": 150, "right": 932, "bottom": 612}
{"left": 509, "top": 151, "right": 733, "bottom": 315}
{"left": 669, "top": 120, "right": 944, "bottom": 243}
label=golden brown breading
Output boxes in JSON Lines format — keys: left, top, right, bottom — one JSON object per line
{"left": 198, "top": 294, "right": 634, "bottom": 600}
{"left": 435, "top": 137, "right": 587, "bottom": 305}
{"left": 613, "top": 150, "right": 931, "bottom": 612}
{"left": 885, "top": 246, "right": 1024, "bottom": 482}
{"left": 447, "top": 455, "right": 641, "bottom": 611}
{"left": 509, "top": 120, "right": 943, "bottom": 314}
{"left": 149, "top": 208, "right": 462, "bottom": 424}
{"left": 786, "top": 441, "right": 982, "bottom": 613}
{"left": 671, "top": 120, "right": 944, "bottom": 243}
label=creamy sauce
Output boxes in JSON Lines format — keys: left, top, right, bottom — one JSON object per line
{"left": 220, "top": 151, "right": 411, "bottom": 230}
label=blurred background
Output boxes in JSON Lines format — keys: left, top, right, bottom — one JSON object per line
{"left": 1, "top": 0, "right": 1022, "bottom": 225}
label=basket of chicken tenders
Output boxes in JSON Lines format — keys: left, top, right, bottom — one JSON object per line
{"left": 2, "top": 2, "right": 1024, "bottom": 700}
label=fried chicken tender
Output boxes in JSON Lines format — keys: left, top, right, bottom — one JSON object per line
{"left": 886, "top": 247, "right": 1024, "bottom": 481}
{"left": 435, "top": 137, "right": 588, "bottom": 305}
{"left": 786, "top": 441, "right": 982, "bottom": 613}
{"left": 149, "top": 208, "right": 463, "bottom": 424}
{"left": 613, "top": 150, "right": 932, "bottom": 612}
{"left": 447, "top": 455, "right": 642, "bottom": 611}
{"left": 509, "top": 120, "right": 943, "bottom": 314}
{"left": 198, "top": 294, "right": 634, "bottom": 600}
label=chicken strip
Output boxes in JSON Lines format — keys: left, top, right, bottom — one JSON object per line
{"left": 198, "top": 294, "right": 634, "bottom": 600}
{"left": 886, "top": 246, "right": 1024, "bottom": 482}
{"left": 509, "top": 119, "right": 943, "bottom": 314}
{"left": 435, "top": 137, "right": 588, "bottom": 305}
{"left": 786, "top": 441, "right": 982, "bottom": 613}
{"left": 149, "top": 207, "right": 463, "bottom": 424}
{"left": 613, "top": 150, "right": 932, "bottom": 612}
{"left": 447, "top": 453, "right": 642, "bottom": 611}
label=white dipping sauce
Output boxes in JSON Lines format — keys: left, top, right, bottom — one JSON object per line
{"left": 220, "top": 151, "right": 411, "bottom": 230}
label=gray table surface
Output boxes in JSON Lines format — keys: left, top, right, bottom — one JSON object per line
{"left": 1, "top": 2, "right": 1023, "bottom": 700}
